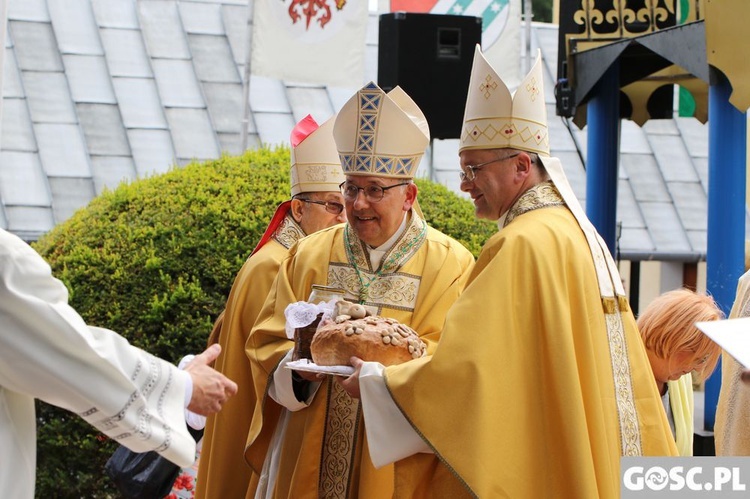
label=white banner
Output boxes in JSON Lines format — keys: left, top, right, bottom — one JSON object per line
{"left": 251, "top": 0, "right": 368, "bottom": 87}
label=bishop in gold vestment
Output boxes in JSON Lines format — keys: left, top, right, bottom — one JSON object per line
{"left": 196, "top": 115, "right": 346, "bottom": 499}
{"left": 345, "top": 47, "right": 677, "bottom": 498}
{"left": 246, "top": 82, "right": 475, "bottom": 499}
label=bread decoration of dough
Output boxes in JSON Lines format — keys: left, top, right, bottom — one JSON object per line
{"left": 310, "top": 300, "right": 426, "bottom": 366}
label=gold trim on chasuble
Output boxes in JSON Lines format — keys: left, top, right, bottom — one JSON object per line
{"left": 317, "top": 214, "right": 426, "bottom": 497}
{"left": 504, "top": 180, "right": 643, "bottom": 455}
{"left": 272, "top": 213, "right": 305, "bottom": 249}
{"left": 328, "top": 213, "right": 426, "bottom": 313}
{"left": 319, "top": 381, "right": 362, "bottom": 499}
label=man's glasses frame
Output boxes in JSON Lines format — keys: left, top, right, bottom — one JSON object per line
{"left": 459, "top": 153, "right": 522, "bottom": 183}
{"left": 339, "top": 182, "right": 410, "bottom": 202}
{"left": 297, "top": 198, "right": 344, "bottom": 215}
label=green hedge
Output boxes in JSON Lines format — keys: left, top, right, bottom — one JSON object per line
{"left": 31, "top": 146, "right": 496, "bottom": 497}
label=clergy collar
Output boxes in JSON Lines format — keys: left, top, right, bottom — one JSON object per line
{"left": 366, "top": 211, "right": 410, "bottom": 253}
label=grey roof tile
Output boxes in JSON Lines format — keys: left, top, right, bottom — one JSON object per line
{"left": 639, "top": 201, "right": 692, "bottom": 252}
{"left": 548, "top": 113, "right": 577, "bottom": 152}
{"left": 63, "top": 55, "right": 117, "bottom": 104}
{"left": 77, "top": 103, "right": 131, "bottom": 156}
{"left": 555, "top": 151, "right": 587, "bottom": 201}
{"left": 47, "top": 0, "right": 103, "bottom": 55}
{"left": 431, "top": 138, "right": 460, "bottom": 173}
{"left": 2, "top": 99, "right": 37, "bottom": 152}
{"left": 182, "top": 0, "right": 247, "bottom": 5}
{"left": 100, "top": 28, "right": 153, "bottom": 77}
{"left": 619, "top": 227, "right": 655, "bottom": 253}
{"left": 152, "top": 58, "right": 206, "bottom": 108}
{"left": 287, "top": 86, "right": 333, "bottom": 124}
{"left": 693, "top": 156, "right": 708, "bottom": 191}
{"left": 327, "top": 85, "right": 359, "bottom": 111}
{"left": 649, "top": 134, "right": 699, "bottom": 182}
{"left": 365, "top": 12, "right": 379, "bottom": 46}
{"left": 92, "top": 0, "right": 140, "bottom": 29}
{"left": 222, "top": 5, "right": 248, "bottom": 66}
{"left": 165, "top": 107, "right": 220, "bottom": 160}
{"left": 643, "top": 119, "right": 679, "bottom": 135}
{"left": 7, "top": 0, "right": 50, "bottom": 23}
{"left": 685, "top": 230, "right": 707, "bottom": 254}
{"left": 48, "top": 176, "right": 96, "bottom": 223}
{"left": 620, "top": 119, "right": 652, "bottom": 154}
{"left": 5, "top": 206, "right": 54, "bottom": 236}
{"left": 180, "top": 2, "right": 224, "bottom": 35}
{"left": 675, "top": 117, "right": 709, "bottom": 158}
{"left": 127, "top": 128, "right": 176, "bottom": 176}
{"left": 9, "top": 21, "right": 64, "bottom": 71}
{"left": 90, "top": 156, "right": 137, "bottom": 194}
{"left": 138, "top": 1, "right": 191, "bottom": 60}
{"left": 22, "top": 71, "right": 77, "bottom": 123}
{"left": 35, "top": 123, "right": 91, "bottom": 177}
{"left": 112, "top": 77, "right": 168, "bottom": 128}
{"left": 217, "top": 132, "right": 242, "bottom": 155}
{"left": 202, "top": 81, "right": 243, "bottom": 133}
{"left": 364, "top": 44, "right": 378, "bottom": 84}
{"left": 0, "top": 151, "right": 50, "bottom": 205}
{"left": 667, "top": 181, "right": 708, "bottom": 232}
{"left": 254, "top": 111, "right": 295, "bottom": 146}
{"left": 620, "top": 154, "right": 670, "bottom": 202}
{"left": 249, "top": 75, "right": 291, "bottom": 113}
{"left": 187, "top": 34, "right": 240, "bottom": 83}
{"left": 3, "top": 49, "right": 24, "bottom": 98}
{"left": 617, "top": 179, "right": 646, "bottom": 229}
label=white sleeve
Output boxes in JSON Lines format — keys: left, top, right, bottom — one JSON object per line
{"left": 268, "top": 349, "right": 321, "bottom": 410}
{"left": 0, "top": 231, "right": 195, "bottom": 467}
{"left": 359, "top": 362, "right": 432, "bottom": 468}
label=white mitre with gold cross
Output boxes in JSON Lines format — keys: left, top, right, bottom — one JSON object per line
{"left": 290, "top": 114, "right": 346, "bottom": 196}
{"left": 333, "top": 81, "right": 430, "bottom": 179}
{"left": 460, "top": 45, "right": 549, "bottom": 156}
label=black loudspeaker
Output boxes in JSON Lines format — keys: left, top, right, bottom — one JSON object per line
{"left": 378, "top": 13, "right": 482, "bottom": 140}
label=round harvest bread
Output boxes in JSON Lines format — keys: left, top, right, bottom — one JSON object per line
{"left": 311, "top": 315, "right": 426, "bottom": 367}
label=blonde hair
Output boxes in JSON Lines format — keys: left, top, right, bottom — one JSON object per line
{"left": 637, "top": 288, "right": 723, "bottom": 380}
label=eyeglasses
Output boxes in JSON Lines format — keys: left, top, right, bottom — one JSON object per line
{"left": 459, "top": 153, "right": 522, "bottom": 182}
{"left": 339, "top": 182, "right": 410, "bottom": 202}
{"left": 297, "top": 198, "right": 344, "bottom": 215}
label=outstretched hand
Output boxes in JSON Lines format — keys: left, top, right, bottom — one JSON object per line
{"left": 336, "top": 356, "right": 364, "bottom": 399}
{"left": 184, "top": 344, "right": 238, "bottom": 415}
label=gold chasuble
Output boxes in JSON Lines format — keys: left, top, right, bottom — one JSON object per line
{"left": 384, "top": 174, "right": 677, "bottom": 498}
{"left": 196, "top": 214, "right": 305, "bottom": 499}
{"left": 247, "top": 211, "right": 474, "bottom": 499}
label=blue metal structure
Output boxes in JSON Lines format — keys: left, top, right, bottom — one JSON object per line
{"left": 704, "top": 73, "right": 748, "bottom": 430}
{"left": 585, "top": 64, "right": 621, "bottom": 257}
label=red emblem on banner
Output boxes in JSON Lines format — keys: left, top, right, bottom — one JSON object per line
{"left": 288, "top": 0, "right": 347, "bottom": 30}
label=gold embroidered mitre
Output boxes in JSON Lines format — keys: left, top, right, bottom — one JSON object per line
{"left": 333, "top": 82, "right": 430, "bottom": 179}
{"left": 460, "top": 45, "right": 549, "bottom": 156}
{"left": 290, "top": 114, "right": 346, "bottom": 196}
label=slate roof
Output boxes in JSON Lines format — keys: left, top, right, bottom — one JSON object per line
{"left": 2, "top": 0, "right": 745, "bottom": 260}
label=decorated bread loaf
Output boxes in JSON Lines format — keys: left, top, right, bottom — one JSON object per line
{"left": 310, "top": 300, "right": 426, "bottom": 366}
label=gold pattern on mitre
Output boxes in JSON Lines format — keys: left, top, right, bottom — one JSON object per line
{"left": 290, "top": 116, "right": 345, "bottom": 196}
{"left": 460, "top": 45, "right": 549, "bottom": 156}
{"left": 333, "top": 82, "right": 430, "bottom": 179}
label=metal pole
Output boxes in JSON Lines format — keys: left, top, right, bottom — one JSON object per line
{"left": 0, "top": 0, "right": 8, "bottom": 144}
{"left": 704, "top": 72, "right": 747, "bottom": 431}
{"left": 241, "top": 0, "right": 257, "bottom": 152}
{"left": 524, "top": 0, "right": 533, "bottom": 73}
{"left": 585, "top": 63, "right": 621, "bottom": 256}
